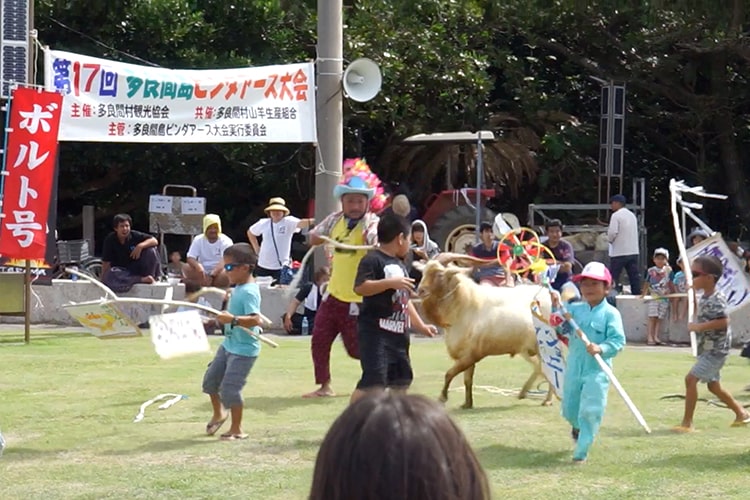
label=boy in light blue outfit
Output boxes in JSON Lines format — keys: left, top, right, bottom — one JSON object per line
{"left": 202, "top": 243, "right": 264, "bottom": 441}
{"left": 561, "top": 261, "right": 626, "bottom": 463}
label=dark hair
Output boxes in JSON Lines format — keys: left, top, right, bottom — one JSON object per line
{"left": 309, "top": 392, "right": 490, "bottom": 500}
{"left": 545, "top": 218, "right": 563, "bottom": 230}
{"left": 183, "top": 279, "right": 202, "bottom": 295}
{"left": 693, "top": 255, "right": 723, "bottom": 281}
{"left": 223, "top": 243, "right": 258, "bottom": 271}
{"left": 479, "top": 222, "right": 493, "bottom": 233}
{"left": 112, "top": 213, "right": 132, "bottom": 228}
{"left": 377, "top": 213, "right": 411, "bottom": 244}
{"left": 411, "top": 222, "right": 425, "bottom": 234}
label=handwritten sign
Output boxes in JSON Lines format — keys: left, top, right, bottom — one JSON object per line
{"left": 64, "top": 301, "right": 141, "bottom": 338}
{"left": 530, "top": 302, "right": 566, "bottom": 399}
{"left": 148, "top": 195, "right": 173, "bottom": 214}
{"left": 180, "top": 197, "right": 205, "bottom": 215}
{"left": 149, "top": 310, "right": 211, "bottom": 359}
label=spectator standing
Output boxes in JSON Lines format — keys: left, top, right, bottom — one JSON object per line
{"left": 247, "top": 197, "right": 314, "bottom": 284}
{"left": 607, "top": 194, "right": 641, "bottom": 295}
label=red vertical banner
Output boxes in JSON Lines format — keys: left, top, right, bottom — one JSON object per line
{"left": 0, "top": 87, "right": 63, "bottom": 259}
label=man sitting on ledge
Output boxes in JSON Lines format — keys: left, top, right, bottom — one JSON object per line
{"left": 101, "top": 213, "right": 162, "bottom": 293}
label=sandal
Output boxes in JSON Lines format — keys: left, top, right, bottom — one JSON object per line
{"left": 220, "top": 432, "right": 249, "bottom": 441}
{"left": 730, "top": 414, "right": 750, "bottom": 427}
{"left": 672, "top": 425, "right": 695, "bottom": 433}
{"left": 206, "top": 417, "right": 228, "bottom": 436}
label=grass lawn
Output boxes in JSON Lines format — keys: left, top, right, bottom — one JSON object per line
{"left": 2, "top": 328, "right": 750, "bottom": 499}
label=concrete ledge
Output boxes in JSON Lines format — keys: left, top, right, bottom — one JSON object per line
{"left": 0, "top": 280, "right": 291, "bottom": 331}
{"left": 616, "top": 295, "right": 750, "bottom": 347}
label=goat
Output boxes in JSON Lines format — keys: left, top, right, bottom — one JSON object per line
{"left": 416, "top": 257, "right": 554, "bottom": 409}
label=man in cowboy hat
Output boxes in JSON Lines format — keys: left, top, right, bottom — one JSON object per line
{"left": 185, "top": 214, "right": 234, "bottom": 288}
{"left": 247, "top": 197, "right": 314, "bottom": 284}
{"left": 303, "top": 167, "right": 381, "bottom": 398}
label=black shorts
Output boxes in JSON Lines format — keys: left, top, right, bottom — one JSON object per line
{"left": 254, "top": 266, "right": 281, "bottom": 283}
{"left": 356, "top": 326, "right": 413, "bottom": 390}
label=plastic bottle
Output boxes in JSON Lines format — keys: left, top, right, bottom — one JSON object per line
{"left": 301, "top": 316, "right": 309, "bottom": 336}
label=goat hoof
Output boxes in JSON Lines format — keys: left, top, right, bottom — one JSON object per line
{"left": 518, "top": 393, "right": 528, "bottom": 400}
{"left": 438, "top": 394, "right": 448, "bottom": 403}
{"left": 541, "top": 400, "right": 553, "bottom": 407}
{"left": 460, "top": 402, "right": 474, "bottom": 410}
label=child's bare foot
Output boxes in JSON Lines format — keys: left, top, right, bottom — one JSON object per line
{"left": 141, "top": 275, "right": 156, "bottom": 284}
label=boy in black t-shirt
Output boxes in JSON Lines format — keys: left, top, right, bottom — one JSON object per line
{"left": 351, "top": 214, "right": 438, "bottom": 405}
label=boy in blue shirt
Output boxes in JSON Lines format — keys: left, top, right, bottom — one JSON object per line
{"left": 561, "top": 261, "right": 626, "bottom": 463}
{"left": 203, "top": 243, "right": 264, "bottom": 441}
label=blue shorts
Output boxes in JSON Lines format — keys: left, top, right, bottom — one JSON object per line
{"left": 690, "top": 352, "right": 727, "bottom": 383}
{"left": 202, "top": 345, "right": 257, "bottom": 408}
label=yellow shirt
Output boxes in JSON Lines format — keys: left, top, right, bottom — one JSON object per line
{"left": 327, "top": 217, "right": 369, "bottom": 303}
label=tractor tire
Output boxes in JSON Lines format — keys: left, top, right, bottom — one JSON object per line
{"left": 430, "top": 205, "right": 497, "bottom": 254}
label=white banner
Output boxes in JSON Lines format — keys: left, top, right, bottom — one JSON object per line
{"left": 149, "top": 310, "right": 211, "bottom": 359}
{"left": 530, "top": 303, "right": 566, "bottom": 399}
{"left": 44, "top": 49, "right": 317, "bottom": 143}
{"left": 687, "top": 234, "right": 750, "bottom": 311}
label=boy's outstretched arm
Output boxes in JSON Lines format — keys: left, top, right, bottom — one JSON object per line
{"left": 407, "top": 302, "right": 437, "bottom": 337}
{"left": 354, "top": 277, "right": 414, "bottom": 297}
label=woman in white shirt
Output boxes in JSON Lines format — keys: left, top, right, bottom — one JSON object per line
{"left": 247, "top": 197, "right": 314, "bottom": 284}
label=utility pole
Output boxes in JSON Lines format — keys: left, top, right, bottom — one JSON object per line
{"left": 314, "top": 0, "right": 343, "bottom": 228}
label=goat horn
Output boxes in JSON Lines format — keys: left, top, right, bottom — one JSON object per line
{"left": 434, "top": 252, "right": 492, "bottom": 266}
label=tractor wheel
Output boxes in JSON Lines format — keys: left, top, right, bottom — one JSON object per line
{"left": 430, "top": 205, "right": 497, "bottom": 254}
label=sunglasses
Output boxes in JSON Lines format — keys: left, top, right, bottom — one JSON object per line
{"left": 224, "top": 263, "right": 246, "bottom": 271}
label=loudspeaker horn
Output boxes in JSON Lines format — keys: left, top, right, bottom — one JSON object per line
{"left": 343, "top": 58, "right": 382, "bottom": 103}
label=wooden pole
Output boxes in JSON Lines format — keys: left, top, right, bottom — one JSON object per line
{"left": 24, "top": 260, "right": 31, "bottom": 344}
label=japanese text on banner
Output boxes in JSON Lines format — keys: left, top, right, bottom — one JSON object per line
{"left": 687, "top": 234, "right": 750, "bottom": 311}
{"left": 0, "top": 87, "right": 63, "bottom": 260}
{"left": 44, "top": 49, "right": 317, "bottom": 144}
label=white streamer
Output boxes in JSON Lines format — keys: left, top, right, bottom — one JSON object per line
{"left": 133, "top": 393, "right": 185, "bottom": 423}
{"left": 670, "top": 179, "right": 728, "bottom": 357}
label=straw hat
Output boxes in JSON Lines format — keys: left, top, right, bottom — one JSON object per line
{"left": 264, "top": 197, "right": 290, "bottom": 215}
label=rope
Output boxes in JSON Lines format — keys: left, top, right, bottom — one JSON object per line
{"left": 449, "top": 384, "right": 550, "bottom": 399}
{"left": 284, "top": 234, "right": 376, "bottom": 297}
{"left": 659, "top": 393, "right": 750, "bottom": 409}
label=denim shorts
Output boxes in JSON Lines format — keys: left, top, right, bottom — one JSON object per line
{"left": 202, "top": 345, "right": 257, "bottom": 408}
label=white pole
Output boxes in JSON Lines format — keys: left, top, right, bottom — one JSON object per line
{"left": 556, "top": 302, "right": 651, "bottom": 434}
{"left": 669, "top": 180, "right": 697, "bottom": 356}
